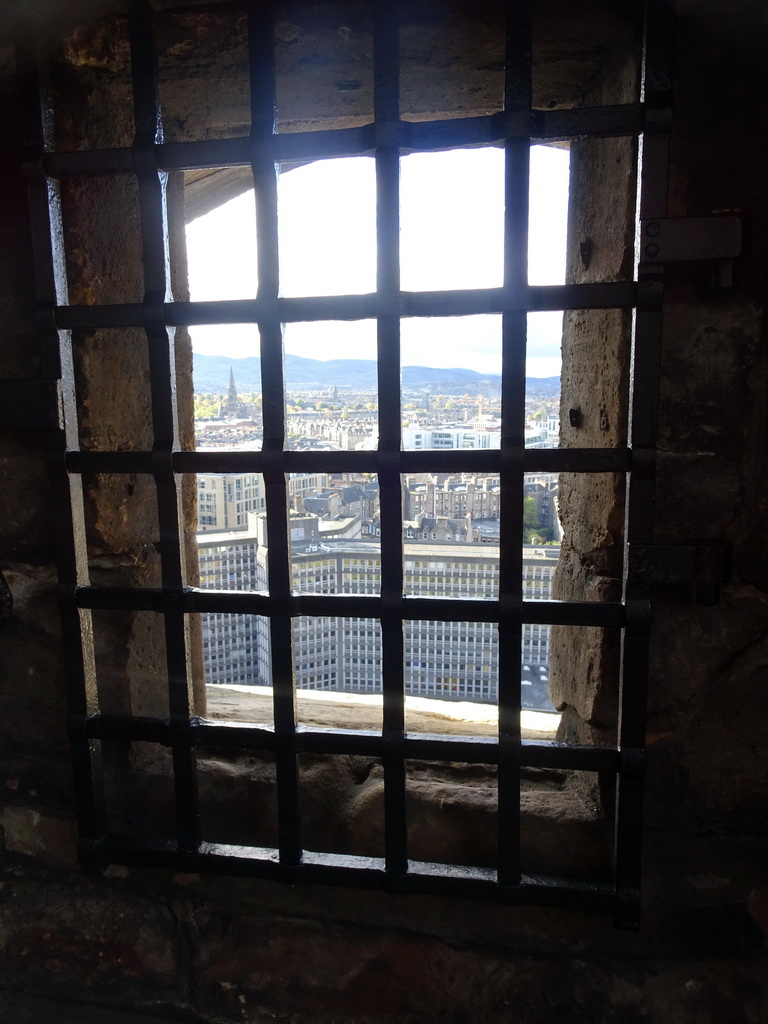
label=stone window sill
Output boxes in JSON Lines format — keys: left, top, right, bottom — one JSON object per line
{"left": 205, "top": 684, "right": 560, "bottom": 740}
{"left": 184, "top": 686, "right": 611, "bottom": 881}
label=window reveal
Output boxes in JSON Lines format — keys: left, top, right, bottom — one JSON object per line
{"left": 24, "top": 0, "right": 673, "bottom": 927}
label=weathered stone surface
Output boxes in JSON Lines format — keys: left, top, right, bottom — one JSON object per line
{"left": 192, "top": 913, "right": 768, "bottom": 1024}
{"left": 0, "top": 805, "right": 77, "bottom": 869}
{"left": 206, "top": 683, "right": 559, "bottom": 739}
{"left": 0, "top": 884, "right": 185, "bottom": 1012}
{"left": 0, "top": 566, "right": 68, "bottom": 759}
{"left": 106, "top": 732, "right": 607, "bottom": 878}
{"left": 551, "top": 78, "right": 637, "bottom": 740}
{"left": 0, "top": 991, "right": 197, "bottom": 1024}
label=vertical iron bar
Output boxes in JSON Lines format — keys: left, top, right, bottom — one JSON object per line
{"left": 248, "top": 0, "right": 301, "bottom": 865}
{"left": 18, "top": 35, "right": 106, "bottom": 854}
{"left": 497, "top": 0, "right": 532, "bottom": 887}
{"left": 129, "top": 0, "right": 200, "bottom": 854}
{"left": 504, "top": 0, "right": 532, "bottom": 113}
{"left": 373, "top": 0, "right": 407, "bottom": 876}
{"left": 614, "top": 0, "right": 674, "bottom": 929}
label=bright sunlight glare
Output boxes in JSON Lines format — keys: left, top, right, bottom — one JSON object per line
{"left": 186, "top": 145, "right": 570, "bottom": 378}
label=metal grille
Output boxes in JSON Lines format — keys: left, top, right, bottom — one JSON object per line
{"left": 20, "top": 0, "right": 673, "bottom": 927}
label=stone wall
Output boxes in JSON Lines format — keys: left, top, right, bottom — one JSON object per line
{"left": 0, "top": 1, "right": 767, "bottom": 1021}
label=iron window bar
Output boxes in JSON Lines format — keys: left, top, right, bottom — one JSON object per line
{"left": 19, "top": 0, "right": 674, "bottom": 927}
{"left": 41, "top": 105, "right": 646, "bottom": 180}
{"left": 53, "top": 280, "right": 647, "bottom": 332}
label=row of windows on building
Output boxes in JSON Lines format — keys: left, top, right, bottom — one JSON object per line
{"left": 196, "top": 471, "right": 559, "bottom": 539}
{"left": 198, "top": 522, "right": 559, "bottom": 701}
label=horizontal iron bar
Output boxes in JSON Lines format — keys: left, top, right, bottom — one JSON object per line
{"left": 66, "top": 447, "right": 632, "bottom": 476}
{"left": 628, "top": 542, "right": 728, "bottom": 604}
{"left": 401, "top": 597, "right": 624, "bottom": 627}
{"left": 0, "top": 378, "right": 61, "bottom": 430}
{"left": 76, "top": 713, "right": 172, "bottom": 745}
{"left": 44, "top": 104, "right": 644, "bottom": 180}
{"left": 56, "top": 303, "right": 146, "bottom": 329}
{"left": 72, "top": 584, "right": 625, "bottom": 626}
{"left": 81, "top": 714, "right": 624, "bottom": 773}
{"left": 55, "top": 282, "right": 639, "bottom": 331}
{"left": 176, "top": 449, "right": 377, "bottom": 474}
{"left": 65, "top": 451, "right": 158, "bottom": 474}
{"left": 403, "top": 734, "right": 621, "bottom": 772}
{"left": 522, "top": 448, "right": 631, "bottom": 473}
{"left": 538, "top": 103, "right": 645, "bottom": 140}
{"left": 86, "top": 836, "right": 617, "bottom": 909}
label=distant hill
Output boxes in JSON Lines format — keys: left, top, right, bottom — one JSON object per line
{"left": 193, "top": 352, "right": 559, "bottom": 396}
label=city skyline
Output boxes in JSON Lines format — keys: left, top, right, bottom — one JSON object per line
{"left": 186, "top": 146, "right": 570, "bottom": 378}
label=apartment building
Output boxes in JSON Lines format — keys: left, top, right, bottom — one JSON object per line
{"left": 197, "top": 519, "right": 263, "bottom": 685}
{"left": 402, "top": 474, "right": 502, "bottom": 521}
{"left": 402, "top": 425, "right": 501, "bottom": 450}
{"left": 198, "top": 514, "right": 559, "bottom": 699}
{"left": 197, "top": 472, "right": 329, "bottom": 531}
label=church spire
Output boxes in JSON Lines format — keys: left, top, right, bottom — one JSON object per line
{"left": 224, "top": 366, "right": 240, "bottom": 418}
{"left": 227, "top": 366, "right": 238, "bottom": 413}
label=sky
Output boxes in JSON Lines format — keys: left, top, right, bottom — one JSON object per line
{"left": 186, "top": 145, "right": 569, "bottom": 378}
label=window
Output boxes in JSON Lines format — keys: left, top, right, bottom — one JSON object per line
{"left": 26, "top": 0, "right": 671, "bottom": 928}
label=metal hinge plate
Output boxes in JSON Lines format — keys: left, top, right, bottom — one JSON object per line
{"left": 628, "top": 543, "right": 729, "bottom": 605}
{"left": 640, "top": 216, "right": 743, "bottom": 263}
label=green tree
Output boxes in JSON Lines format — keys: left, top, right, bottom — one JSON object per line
{"left": 522, "top": 496, "right": 540, "bottom": 543}
{"left": 194, "top": 394, "right": 220, "bottom": 419}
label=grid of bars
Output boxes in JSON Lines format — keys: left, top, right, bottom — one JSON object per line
{"left": 20, "top": 0, "right": 673, "bottom": 927}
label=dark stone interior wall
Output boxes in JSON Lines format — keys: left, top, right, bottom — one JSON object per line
{"left": 0, "top": 1, "right": 767, "bottom": 1021}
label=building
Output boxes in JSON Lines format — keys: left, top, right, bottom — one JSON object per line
{"left": 402, "top": 474, "right": 502, "bottom": 520}
{"left": 303, "top": 479, "right": 378, "bottom": 520}
{"left": 197, "top": 472, "right": 265, "bottom": 531}
{"left": 220, "top": 367, "right": 260, "bottom": 420}
{"left": 402, "top": 423, "right": 557, "bottom": 451}
{"left": 524, "top": 474, "right": 561, "bottom": 542}
{"left": 197, "top": 519, "right": 263, "bottom": 686}
{"left": 402, "top": 513, "right": 472, "bottom": 543}
{"left": 286, "top": 471, "right": 331, "bottom": 510}
{"left": 199, "top": 514, "right": 558, "bottom": 699}
{"left": 402, "top": 424, "right": 501, "bottom": 450}
{"left": 197, "top": 471, "right": 329, "bottom": 531}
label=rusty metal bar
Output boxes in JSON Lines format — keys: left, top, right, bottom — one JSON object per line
{"left": 129, "top": 0, "right": 201, "bottom": 854}
{"left": 246, "top": 0, "right": 302, "bottom": 867}
{"left": 373, "top": 0, "right": 408, "bottom": 877}
{"left": 613, "top": 0, "right": 675, "bottom": 931}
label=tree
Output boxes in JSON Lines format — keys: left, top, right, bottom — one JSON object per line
{"left": 522, "top": 496, "right": 540, "bottom": 543}
{"left": 194, "top": 394, "right": 220, "bottom": 419}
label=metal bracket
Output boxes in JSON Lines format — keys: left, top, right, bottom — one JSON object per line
{"left": 640, "top": 216, "right": 743, "bottom": 264}
{"left": 628, "top": 543, "right": 729, "bottom": 605}
{"left": 0, "top": 379, "right": 61, "bottom": 430}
